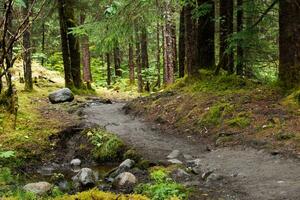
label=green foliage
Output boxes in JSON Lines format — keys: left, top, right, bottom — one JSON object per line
{"left": 87, "top": 129, "right": 125, "bottom": 162}
{"left": 192, "top": 2, "right": 213, "bottom": 18}
{"left": 0, "top": 168, "right": 14, "bottom": 185}
{"left": 226, "top": 113, "right": 251, "bottom": 128}
{"left": 44, "top": 52, "right": 64, "bottom": 72}
{"left": 13, "top": 0, "right": 26, "bottom": 8}
{"left": 0, "top": 151, "right": 16, "bottom": 159}
{"left": 200, "top": 103, "right": 234, "bottom": 126}
{"left": 135, "top": 169, "right": 188, "bottom": 200}
{"left": 54, "top": 188, "right": 149, "bottom": 200}
{"left": 150, "top": 169, "right": 170, "bottom": 183}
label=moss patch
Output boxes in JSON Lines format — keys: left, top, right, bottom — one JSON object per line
{"left": 281, "top": 89, "right": 300, "bottom": 114}
{"left": 226, "top": 113, "right": 251, "bottom": 128}
{"left": 200, "top": 103, "right": 234, "bottom": 127}
{"left": 54, "top": 188, "right": 149, "bottom": 200}
{"left": 87, "top": 128, "right": 125, "bottom": 162}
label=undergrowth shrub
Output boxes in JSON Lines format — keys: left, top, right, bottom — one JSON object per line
{"left": 135, "top": 168, "right": 188, "bottom": 200}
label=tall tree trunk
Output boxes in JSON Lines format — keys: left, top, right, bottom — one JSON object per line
{"left": 23, "top": 0, "right": 33, "bottom": 91}
{"left": 65, "top": 0, "right": 81, "bottom": 88}
{"left": 185, "top": 3, "right": 199, "bottom": 77}
{"left": 163, "top": 0, "right": 175, "bottom": 85}
{"left": 141, "top": 27, "right": 150, "bottom": 92}
{"left": 236, "top": 0, "right": 244, "bottom": 75}
{"left": 279, "top": 0, "right": 300, "bottom": 88}
{"left": 129, "top": 39, "right": 135, "bottom": 84}
{"left": 6, "top": 1, "right": 13, "bottom": 93}
{"left": 178, "top": 7, "right": 185, "bottom": 78}
{"left": 198, "top": 0, "right": 215, "bottom": 69}
{"left": 219, "top": 0, "right": 234, "bottom": 74}
{"left": 113, "top": 42, "right": 122, "bottom": 77}
{"left": 171, "top": 23, "right": 177, "bottom": 75}
{"left": 156, "top": 21, "right": 161, "bottom": 87}
{"left": 106, "top": 53, "right": 111, "bottom": 86}
{"left": 80, "top": 14, "right": 92, "bottom": 89}
{"left": 41, "top": 23, "right": 45, "bottom": 66}
{"left": 135, "top": 26, "right": 143, "bottom": 93}
{"left": 58, "top": 0, "right": 72, "bottom": 88}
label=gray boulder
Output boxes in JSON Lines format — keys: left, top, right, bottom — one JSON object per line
{"left": 23, "top": 182, "right": 52, "bottom": 195}
{"left": 70, "top": 158, "right": 81, "bottom": 166}
{"left": 107, "top": 159, "right": 135, "bottom": 180}
{"left": 48, "top": 88, "right": 74, "bottom": 104}
{"left": 72, "top": 168, "right": 96, "bottom": 187}
{"left": 113, "top": 172, "right": 137, "bottom": 187}
{"left": 119, "top": 159, "right": 135, "bottom": 169}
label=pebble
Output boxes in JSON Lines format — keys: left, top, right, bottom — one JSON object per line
{"left": 167, "top": 150, "right": 180, "bottom": 159}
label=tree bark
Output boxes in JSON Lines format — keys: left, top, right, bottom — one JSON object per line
{"left": 65, "top": 0, "right": 82, "bottom": 88}
{"left": 23, "top": 0, "right": 33, "bottom": 91}
{"left": 156, "top": 21, "right": 161, "bottom": 87}
{"left": 178, "top": 7, "right": 185, "bottom": 78}
{"left": 129, "top": 39, "right": 135, "bottom": 84}
{"left": 113, "top": 42, "right": 122, "bottom": 77}
{"left": 171, "top": 22, "right": 177, "bottom": 75}
{"left": 135, "top": 26, "right": 143, "bottom": 93}
{"left": 80, "top": 14, "right": 92, "bottom": 89}
{"left": 219, "top": 0, "right": 234, "bottom": 74}
{"left": 236, "top": 0, "right": 244, "bottom": 75}
{"left": 41, "top": 23, "right": 45, "bottom": 66}
{"left": 198, "top": 0, "right": 215, "bottom": 69}
{"left": 163, "top": 0, "right": 175, "bottom": 85}
{"left": 279, "top": 0, "right": 300, "bottom": 88}
{"left": 185, "top": 3, "right": 199, "bottom": 77}
{"left": 141, "top": 26, "right": 150, "bottom": 92}
{"left": 58, "top": 0, "right": 72, "bottom": 88}
{"left": 106, "top": 53, "right": 111, "bottom": 86}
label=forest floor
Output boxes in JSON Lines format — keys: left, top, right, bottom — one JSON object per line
{"left": 1, "top": 67, "right": 300, "bottom": 199}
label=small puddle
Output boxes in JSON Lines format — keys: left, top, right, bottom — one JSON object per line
{"left": 23, "top": 124, "right": 119, "bottom": 192}
{"left": 28, "top": 164, "right": 117, "bottom": 183}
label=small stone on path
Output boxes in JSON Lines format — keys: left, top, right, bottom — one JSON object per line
{"left": 167, "top": 150, "right": 180, "bottom": 159}
{"left": 23, "top": 182, "right": 52, "bottom": 195}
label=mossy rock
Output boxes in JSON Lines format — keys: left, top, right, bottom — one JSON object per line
{"left": 136, "top": 159, "right": 150, "bottom": 170}
{"left": 123, "top": 149, "right": 142, "bottom": 162}
{"left": 54, "top": 188, "right": 149, "bottom": 200}
{"left": 87, "top": 129, "right": 125, "bottom": 162}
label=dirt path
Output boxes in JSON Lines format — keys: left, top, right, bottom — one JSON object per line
{"left": 83, "top": 102, "right": 300, "bottom": 200}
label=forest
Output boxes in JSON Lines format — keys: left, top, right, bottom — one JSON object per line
{"left": 0, "top": 0, "right": 300, "bottom": 200}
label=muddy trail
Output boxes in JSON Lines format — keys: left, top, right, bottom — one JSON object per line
{"left": 82, "top": 102, "right": 300, "bottom": 200}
